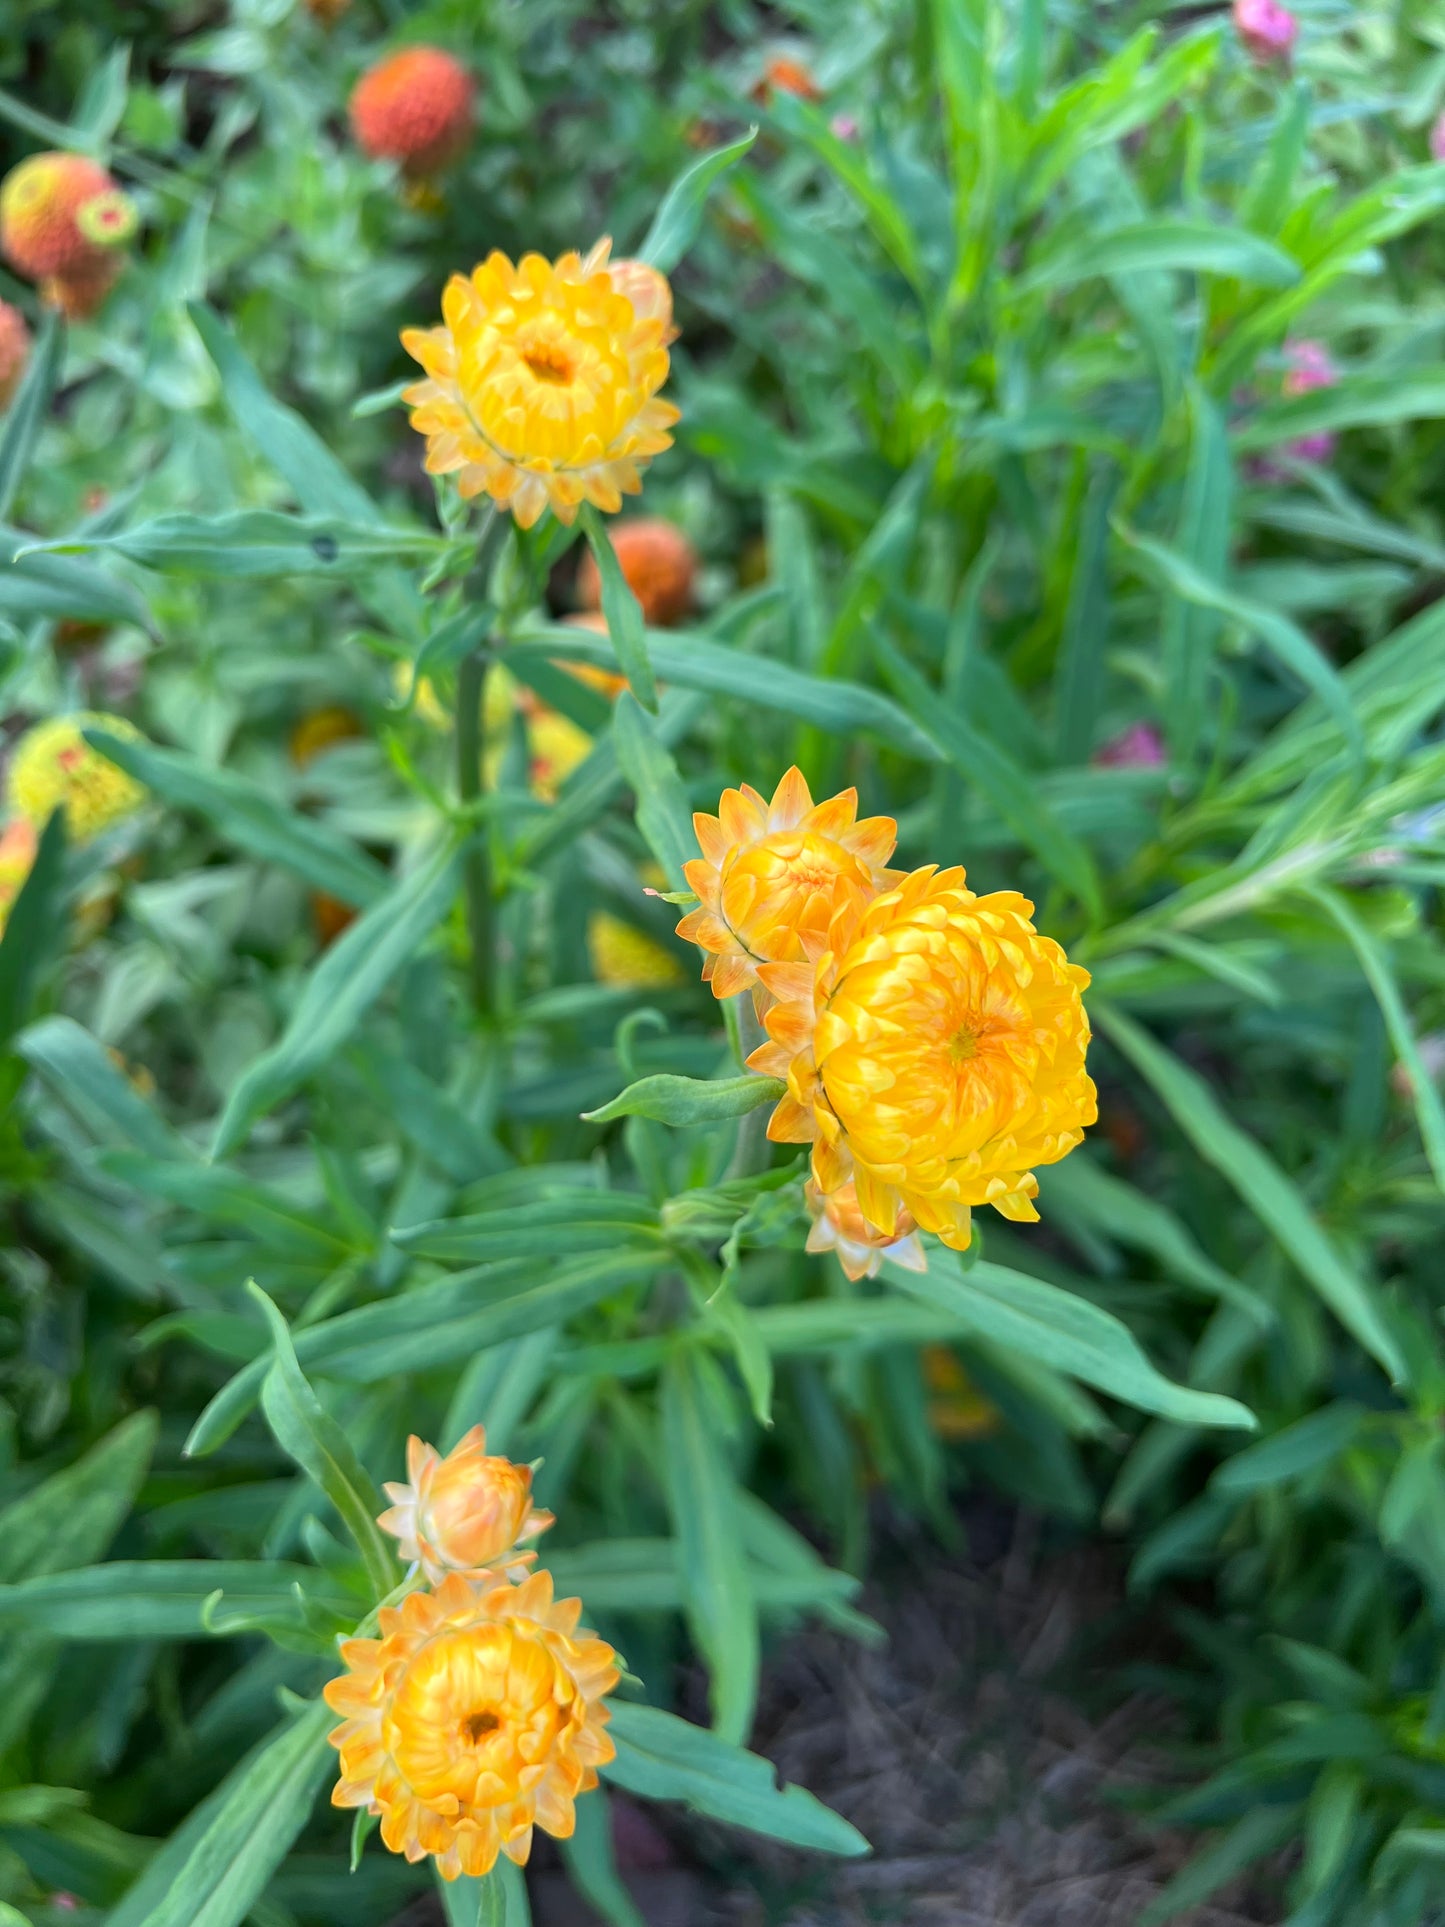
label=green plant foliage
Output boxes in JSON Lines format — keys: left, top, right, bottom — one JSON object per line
{"left": 1, "top": 1, "right": 1444, "bottom": 1922}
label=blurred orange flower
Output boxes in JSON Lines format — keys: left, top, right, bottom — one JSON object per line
{"left": 0, "top": 300, "right": 30, "bottom": 408}
{"left": 0, "top": 152, "right": 136, "bottom": 317}
{"left": 576, "top": 517, "right": 696, "bottom": 627}
{"left": 350, "top": 48, "right": 474, "bottom": 177}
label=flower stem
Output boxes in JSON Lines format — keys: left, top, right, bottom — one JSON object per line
{"left": 457, "top": 646, "right": 493, "bottom": 1013}
{"left": 727, "top": 994, "right": 771, "bottom": 1179}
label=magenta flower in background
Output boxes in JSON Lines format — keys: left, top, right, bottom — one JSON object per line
{"left": 1233, "top": 0, "right": 1298, "bottom": 64}
{"left": 830, "top": 113, "right": 859, "bottom": 140}
{"left": 1094, "top": 724, "right": 1166, "bottom": 769}
{"left": 1282, "top": 337, "right": 1338, "bottom": 463}
{"left": 1432, "top": 112, "right": 1445, "bottom": 163}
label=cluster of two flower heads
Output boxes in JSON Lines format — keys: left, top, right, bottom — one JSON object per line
{"left": 327, "top": 1426, "right": 618, "bottom": 1882}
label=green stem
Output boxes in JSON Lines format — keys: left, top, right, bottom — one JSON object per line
{"left": 457, "top": 646, "right": 493, "bottom": 1014}
{"left": 726, "top": 994, "right": 772, "bottom": 1179}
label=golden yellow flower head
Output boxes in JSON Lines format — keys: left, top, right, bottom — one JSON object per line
{"left": 588, "top": 911, "right": 685, "bottom": 988}
{"left": 676, "top": 767, "right": 900, "bottom": 1003}
{"left": 527, "top": 708, "right": 592, "bottom": 800}
{"left": 752, "top": 866, "right": 1096, "bottom": 1249}
{"left": 378, "top": 1427, "right": 553, "bottom": 1585}
{"left": 324, "top": 1568, "right": 618, "bottom": 1880}
{"left": 401, "top": 239, "right": 679, "bottom": 530}
{"left": 0, "top": 817, "right": 37, "bottom": 936}
{"left": 804, "top": 1177, "right": 926, "bottom": 1282}
{"left": 7, "top": 713, "right": 145, "bottom": 843}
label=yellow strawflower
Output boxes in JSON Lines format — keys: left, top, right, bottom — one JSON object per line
{"left": 527, "top": 708, "right": 592, "bottom": 800}
{"left": 751, "top": 866, "right": 1096, "bottom": 1249}
{"left": 378, "top": 1427, "right": 553, "bottom": 1586}
{"left": 675, "top": 767, "right": 900, "bottom": 1004}
{"left": 588, "top": 911, "right": 685, "bottom": 987}
{"left": 0, "top": 817, "right": 37, "bottom": 935}
{"left": 400, "top": 240, "right": 679, "bottom": 529}
{"left": 324, "top": 1568, "right": 618, "bottom": 1880}
{"left": 804, "top": 1177, "right": 926, "bottom": 1282}
{"left": 7, "top": 712, "right": 145, "bottom": 842}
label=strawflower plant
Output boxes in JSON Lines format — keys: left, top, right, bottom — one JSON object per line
{"left": 3, "top": 4, "right": 1445, "bottom": 1925}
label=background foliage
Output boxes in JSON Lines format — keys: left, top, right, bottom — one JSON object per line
{"left": 4, "top": 0, "right": 1445, "bottom": 1922}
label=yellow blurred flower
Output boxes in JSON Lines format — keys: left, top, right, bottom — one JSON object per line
{"left": 0, "top": 817, "right": 37, "bottom": 935}
{"left": 324, "top": 1568, "right": 618, "bottom": 1880}
{"left": 751, "top": 865, "right": 1095, "bottom": 1249}
{"left": 401, "top": 240, "right": 679, "bottom": 529}
{"left": 921, "top": 1346, "right": 1000, "bottom": 1442}
{"left": 7, "top": 712, "right": 145, "bottom": 843}
{"left": 804, "top": 1177, "right": 926, "bottom": 1281}
{"left": 378, "top": 1427, "right": 553, "bottom": 1586}
{"left": 588, "top": 911, "right": 685, "bottom": 988}
{"left": 528, "top": 708, "right": 592, "bottom": 800}
{"left": 290, "top": 705, "right": 363, "bottom": 768}
{"left": 675, "top": 767, "right": 899, "bottom": 1004}
{"left": 390, "top": 660, "right": 450, "bottom": 729}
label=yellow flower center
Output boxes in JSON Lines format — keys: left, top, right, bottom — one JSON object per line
{"left": 948, "top": 1025, "right": 979, "bottom": 1064}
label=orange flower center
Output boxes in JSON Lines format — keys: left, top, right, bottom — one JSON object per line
{"left": 522, "top": 338, "right": 576, "bottom": 386}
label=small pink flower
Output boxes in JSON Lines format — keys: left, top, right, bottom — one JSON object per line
{"left": 1282, "top": 338, "right": 1337, "bottom": 463}
{"left": 51, "top": 1898, "right": 80, "bottom": 1915}
{"left": 1094, "top": 724, "right": 1166, "bottom": 769}
{"left": 829, "top": 113, "right": 859, "bottom": 141}
{"left": 1432, "top": 112, "right": 1445, "bottom": 163}
{"left": 1234, "top": 0, "right": 1297, "bottom": 63}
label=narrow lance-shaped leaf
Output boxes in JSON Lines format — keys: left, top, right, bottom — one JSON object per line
{"left": 661, "top": 1348, "right": 760, "bottom": 1743}
{"left": 0, "top": 810, "right": 66, "bottom": 1048}
{"left": 86, "top": 728, "right": 387, "bottom": 910}
{"left": 1096, "top": 1002, "right": 1406, "bottom": 1383}
{"left": 610, "top": 691, "right": 696, "bottom": 893}
{"left": 584, "top": 1073, "right": 783, "bottom": 1127}
{"left": 250, "top": 1283, "right": 397, "bottom": 1602}
{"left": 580, "top": 507, "right": 657, "bottom": 712}
{"left": 212, "top": 836, "right": 465, "bottom": 1157}
{"left": 31, "top": 509, "right": 447, "bottom": 577}
{"left": 638, "top": 129, "right": 758, "bottom": 273}
{"left": 0, "top": 308, "right": 62, "bottom": 522}
{"left": 603, "top": 1701, "right": 867, "bottom": 1856}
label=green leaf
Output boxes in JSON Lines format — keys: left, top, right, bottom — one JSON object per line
{"left": 769, "top": 93, "right": 925, "bottom": 293}
{"left": 603, "top": 1702, "right": 867, "bottom": 1856}
{"left": 0, "top": 309, "right": 61, "bottom": 523}
{"left": 85, "top": 729, "right": 387, "bottom": 910}
{"left": 1157, "top": 387, "right": 1231, "bottom": 763}
{"left": 584, "top": 1073, "right": 783, "bottom": 1127}
{"left": 19, "top": 1014, "right": 184, "bottom": 1158}
{"left": 638, "top": 128, "right": 758, "bottom": 273}
{"left": 34, "top": 510, "right": 445, "bottom": 576}
{"left": 0, "top": 1409, "right": 156, "bottom": 1585}
{"left": 104, "top": 1699, "right": 334, "bottom": 1927}
{"left": 1054, "top": 467, "right": 1117, "bottom": 764}
{"left": 250, "top": 1285, "right": 397, "bottom": 1602}
{"left": 511, "top": 620, "right": 939, "bottom": 761}
{"left": 393, "top": 1193, "right": 659, "bottom": 1263}
{"left": 1096, "top": 1002, "right": 1406, "bottom": 1383}
{"left": 0, "top": 811, "right": 67, "bottom": 1047}
{"left": 212, "top": 837, "right": 464, "bottom": 1156}
{"left": 611, "top": 691, "right": 695, "bottom": 891}
{"left": 1211, "top": 1403, "right": 1363, "bottom": 1496}
{"left": 560, "top": 1790, "right": 645, "bottom": 1927}
{"left": 1118, "top": 521, "right": 1362, "bottom": 767}
{"left": 1308, "top": 885, "right": 1445, "bottom": 1195}
{"left": 186, "top": 1249, "right": 668, "bottom": 1454}
{"left": 580, "top": 509, "right": 657, "bottom": 712}
{"left": 886, "top": 1250, "right": 1255, "bottom": 1428}
{"left": 1020, "top": 219, "right": 1298, "bottom": 294}
{"left": 438, "top": 1868, "right": 505, "bottom": 1927}
{"left": 1138, "top": 1806, "right": 1301, "bottom": 1927}
{"left": 661, "top": 1350, "right": 759, "bottom": 1744}
{"left": 0, "top": 1561, "right": 355, "bottom": 1640}
{"left": 875, "top": 638, "right": 1103, "bottom": 918}
{"left": 0, "top": 527, "right": 152, "bottom": 630}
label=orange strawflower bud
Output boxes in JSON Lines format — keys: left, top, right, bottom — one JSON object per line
{"left": 675, "top": 766, "right": 900, "bottom": 1003}
{"left": 804, "top": 1178, "right": 925, "bottom": 1281}
{"left": 750, "top": 865, "right": 1096, "bottom": 1249}
{"left": 401, "top": 239, "right": 678, "bottom": 529}
{"left": 378, "top": 1427, "right": 553, "bottom": 1584}
{"left": 325, "top": 1569, "right": 617, "bottom": 1879}
{"left": 311, "top": 891, "right": 357, "bottom": 947}
{"left": 1, "top": 153, "right": 136, "bottom": 317}
{"left": 349, "top": 47, "right": 475, "bottom": 177}
{"left": 576, "top": 517, "right": 696, "bottom": 628}
{"left": 0, "top": 300, "right": 29, "bottom": 408}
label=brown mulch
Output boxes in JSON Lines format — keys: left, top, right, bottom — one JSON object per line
{"left": 400, "top": 1502, "right": 1278, "bottom": 1927}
